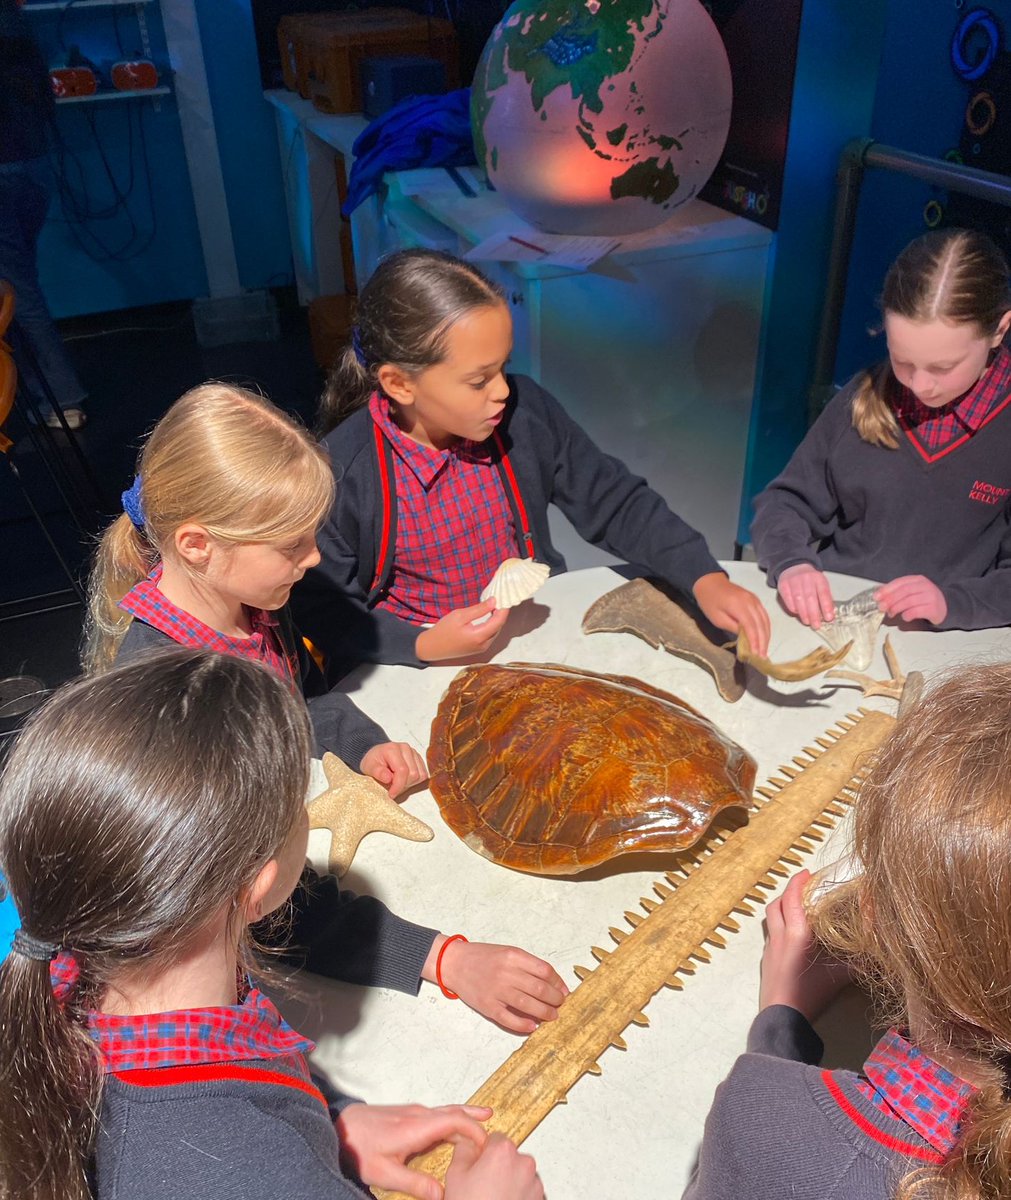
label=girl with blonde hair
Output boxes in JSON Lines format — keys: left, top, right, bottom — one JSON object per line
{"left": 0, "top": 650, "right": 542, "bottom": 1200}
{"left": 752, "top": 228, "right": 1011, "bottom": 632}
{"left": 686, "top": 662, "right": 1011, "bottom": 1200}
{"left": 84, "top": 382, "right": 567, "bottom": 1034}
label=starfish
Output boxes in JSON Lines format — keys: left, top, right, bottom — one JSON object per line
{"left": 306, "top": 752, "right": 433, "bottom": 877}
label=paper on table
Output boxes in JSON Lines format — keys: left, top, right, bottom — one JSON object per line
{"left": 396, "top": 165, "right": 485, "bottom": 199}
{"left": 464, "top": 229, "right": 619, "bottom": 269}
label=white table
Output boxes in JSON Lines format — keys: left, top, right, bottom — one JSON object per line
{"left": 292, "top": 564, "right": 1010, "bottom": 1199}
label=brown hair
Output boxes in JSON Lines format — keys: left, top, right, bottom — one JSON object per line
{"left": 0, "top": 649, "right": 311, "bottom": 1200}
{"left": 810, "top": 663, "right": 1011, "bottom": 1199}
{"left": 851, "top": 228, "right": 1011, "bottom": 447}
{"left": 83, "top": 383, "right": 334, "bottom": 673}
{"left": 318, "top": 248, "right": 506, "bottom": 434}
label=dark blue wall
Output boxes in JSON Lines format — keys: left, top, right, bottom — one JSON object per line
{"left": 739, "top": 0, "right": 1011, "bottom": 542}
{"left": 33, "top": 0, "right": 291, "bottom": 318}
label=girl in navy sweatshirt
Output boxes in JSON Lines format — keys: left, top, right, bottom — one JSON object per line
{"left": 83, "top": 384, "right": 567, "bottom": 1035}
{"left": 752, "top": 228, "right": 1011, "bottom": 632}
{"left": 0, "top": 650, "right": 541, "bottom": 1200}
{"left": 291, "top": 248, "right": 770, "bottom": 674}
{"left": 687, "top": 663, "right": 1011, "bottom": 1200}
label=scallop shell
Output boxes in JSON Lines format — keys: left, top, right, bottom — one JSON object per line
{"left": 815, "top": 587, "right": 884, "bottom": 671}
{"left": 480, "top": 557, "right": 550, "bottom": 608}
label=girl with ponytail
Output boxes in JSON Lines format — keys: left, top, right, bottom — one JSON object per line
{"left": 686, "top": 662, "right": 1011, "bottom": 1200}
{"left": 293, "top": 247, "right": 770, "bottom": 673}
{"left": 0, "top": 650, "right": 541, "bottom": 1200}
{"left": 83, "top": 382, "right": 567, "bottom": 1035}
{"left": 752, "top": 228, "right": 1011, "bottom": 634}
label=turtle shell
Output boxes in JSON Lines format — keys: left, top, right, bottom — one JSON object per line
{"left": 427, "top": 662, "right": 756, "bottom": 874}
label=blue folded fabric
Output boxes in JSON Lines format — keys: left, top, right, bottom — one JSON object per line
{"left": 343, "top": 87, "right": 476, "bottom": 216}
{"left": 0, "top": 872, "right": 17, "bottom": 963}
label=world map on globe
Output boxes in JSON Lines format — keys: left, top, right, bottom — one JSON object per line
{"left": 471, "top": 0, "right": 732, "bottom": 236}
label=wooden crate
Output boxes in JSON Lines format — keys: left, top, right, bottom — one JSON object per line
{"left": 277, "top": 8, "right": 458, "bottom": 115}
{"left": 308, "top": 293, "right": 354, "bottom": 370}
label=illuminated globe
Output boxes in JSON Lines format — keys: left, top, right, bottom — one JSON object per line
{"left": 471, "top": 0, "right": 732, "bottom": 236}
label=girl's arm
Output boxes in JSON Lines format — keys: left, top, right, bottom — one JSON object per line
{"left": 273, "top": 867, "right": 440, "bottom": 994}
{"left": 534, "top": 383, "right": 722, "bottom": 594}
{"left": 750, "top": 389, "right": 854, "bottom": 585}
{"left": 882, "top": 511, "right": 1011, "bottom": 630}
{"left": 681, "top": 874, "right": 850, "bottom": 1200}
{"left": 292, "top": 521, "right": 426, "bottom": 671}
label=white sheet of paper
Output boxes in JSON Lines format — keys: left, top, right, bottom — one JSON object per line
{"left": 464, "top": 229, "right": 619, "bottom": 269}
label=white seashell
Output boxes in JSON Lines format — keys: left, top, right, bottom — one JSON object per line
{"left": 480, "top": 557, "right": 550, "bottom": 608}
{"left": 815, "top": 587, "right": 884, "bottom": 671}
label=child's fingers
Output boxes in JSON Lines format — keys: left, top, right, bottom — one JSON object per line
{"left": 779, "top": 870, "right": 811, "bottom": 928}
{"left": 372, "top": 1163, "right": 443, "bottom": 1200}
{"left": 470, "top": 606, "right": 509, "bottom": 636}
{"left": 458, "top": 598, "right": 498, "bottom": 622}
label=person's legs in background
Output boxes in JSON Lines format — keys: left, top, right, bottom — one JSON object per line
{"left": 0, "top": 155, "right": 87, "bottom": 430}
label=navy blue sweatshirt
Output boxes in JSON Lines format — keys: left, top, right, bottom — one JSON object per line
{"left": 751, "top": 373, "right": 1011, "bottom": 630}
{"left": 292, "top": 373, "right": 722, "bottom": 677}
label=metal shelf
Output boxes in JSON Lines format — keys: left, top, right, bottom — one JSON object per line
{"left": 25, "top": 1, "right": 155, "bottom": 10}
{"left": 55, "top": 85, "right": 170, "bottom": 104}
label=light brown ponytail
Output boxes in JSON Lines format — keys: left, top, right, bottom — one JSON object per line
{"left": 83, "top": 383, "right": 334, "bottom": 674}
{"left": 849, "top": 362, "right": 901, "bottom": 449}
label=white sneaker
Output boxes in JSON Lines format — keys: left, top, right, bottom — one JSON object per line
{"left": 43, "top": 407, "right": 87, "bottom": 431}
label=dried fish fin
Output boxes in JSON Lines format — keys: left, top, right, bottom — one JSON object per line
{"left": 582, "top": 578, "right": 745, "bottom": 702}
{"left": 736, "top": 630, "right": 853, "bottom": 681}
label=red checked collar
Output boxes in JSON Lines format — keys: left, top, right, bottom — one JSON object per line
{"left": 893, "top": 344, "right": 1011, "bottom": 434}
{"left": 50, "top": 954, "right": 314, "bottom": 1073}
{"left": 120, "top": 563, "right": 281, "bottom": 646}
{"left": 857, "top": 1028, "right": 975, "bottom": 1156}
{"left": 368, "top": 392, "right": 492, "bottom": 489}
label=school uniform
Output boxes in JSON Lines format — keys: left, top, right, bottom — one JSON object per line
{"left": 292, "top": 373, "right": 722, "bottom": 677}
{"left": 683, "top": 1004, "right": 974, "bottom": 1200}
{"left": 115, "top": 570, "right": 438, "bottom": 996}
{"left": 751, "top": 347, "right": 1011, "bottom": 630}
{"left": 52, "top": 956, "right": 371, "bottom": 1200}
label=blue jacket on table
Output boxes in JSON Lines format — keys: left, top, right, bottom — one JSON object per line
{"left": 291, "top": 372, "right": 723, "bottom": 679}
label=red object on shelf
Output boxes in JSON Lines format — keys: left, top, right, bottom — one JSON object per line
{"left": 111, "top": 60, "right": 159, "bottom": 91}
{"left": 50, "top": 67, "right": 97, "bottom": 98}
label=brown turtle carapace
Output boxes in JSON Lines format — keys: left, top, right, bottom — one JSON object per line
{"left": 427, "top": 662, "right": 756, "bottom": 874}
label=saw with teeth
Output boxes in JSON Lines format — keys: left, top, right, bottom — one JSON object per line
{"left": 373, "top": 708, "right": 894, "bottom": 1200}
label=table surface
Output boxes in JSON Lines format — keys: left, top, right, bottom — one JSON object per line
{"left": 292, "top": 563, "right": 1011, "bottom": 1199}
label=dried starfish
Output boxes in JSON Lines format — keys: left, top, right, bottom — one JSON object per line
{"left": 306, "top": 752, "right": 433, "bottom": 877}
{"left": 827, "top": 636, "right": 925, "bottom": 713}
{"left": 736, "top": 629, "right": 853, "bottom": 682}
{"left": 373, "top": 710, "right": 895, "bottom": 1199}
{"left": 582, "top": 577, "right": 745, "bottom": 702}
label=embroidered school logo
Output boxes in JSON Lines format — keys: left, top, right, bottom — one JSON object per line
{"left": 969, "top": 479, "right": 1010, "bottom": 505}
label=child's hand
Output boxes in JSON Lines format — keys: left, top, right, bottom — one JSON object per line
{"left": 416, "top": 601, "right": 510, "bottom": 662}
{"left": 759, "top": 870, "right": 850, "bottom": 1023}
{"left": 777, "top": 563, "right": 835, "bottom": 629}
{"left": 337, "top": 1102, "right": 491, "bottom": 1200}
{"left": 360, "top": 742, "right": 428, "bottom": 798}
{"left": 876, "top": 575, "right": 947, "bottom": 625}
{"left": 424, "top": 936, "right": 569, "bottom": 1034}
{"left": 445, "top": 1132, "right": 543, "bottom": 1200}
{"left": 693, "top": 571, "right": 771, "bottom": 657}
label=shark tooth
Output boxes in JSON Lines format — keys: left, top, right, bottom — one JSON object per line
{"left": 815, "top": 587, "right": 884, "bottom": 671}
